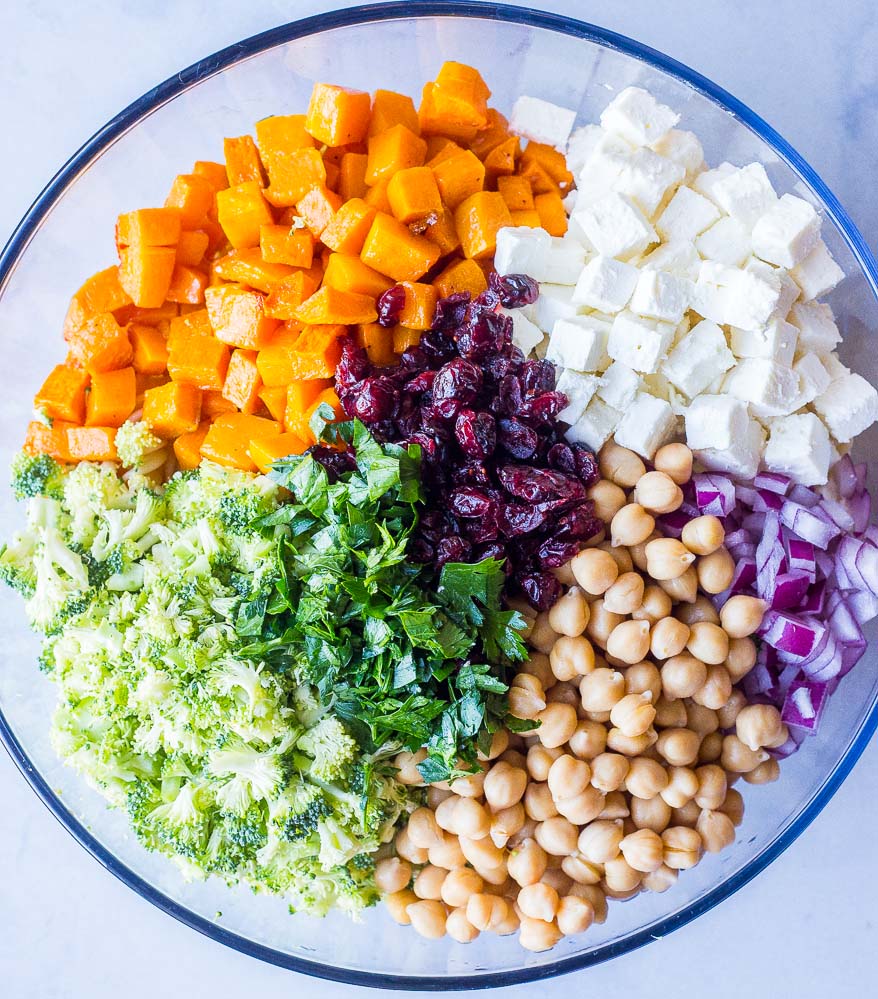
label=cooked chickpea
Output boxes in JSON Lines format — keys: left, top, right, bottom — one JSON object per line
{"left": 587, "top": 479, "right": 628, "bottom": 524}
{"left": 697, "top": 731, "right": 723, "bottom": 764}
{"left": 540, "top": 867, "right": 573, "bottom": 896}
{"left": 696, "top": 809, "right": 736, "bottom": 853}
{"left": 536, "top": 702, "right": 579, "bottom": 749}
{"left": 395, "top": 826, "right": 430, "bottom": 864}
{"left": 735, "top": 703, "right": 784, "bottom": 751}
{"left": 631, "top": 584, "right": 673, "bottom": 623}
{"left": 600, "top": 441, "right": 646, "bottom": 487}
{"left": 598, "top": 542, "right": 634, "bottom": 575}
{"left": 686, "top": 621, "right": 729, "bottom": 665}
{"left": 691, "top": 664, "right": 732, "bottom": 709}
{"left": 482, "top": 761, "right": 528, "bottom": 812}
{"left": 466, "top": 893, "right": 510, "bottom": 932}
{"left": 445, "top": 907, "right": 479, "bottom": 943}
{"left": 394, "top": 748, "right": 428, "bottom": 785}
{"left": 681, "top": 515, "right": 725, "bottom": 556}
{"left": 650, "top": 617, "right": 690, "bottom": 660}
{"left": 656, "top": 728, "right": 701, "bottom": 767}
{"left": 550, "top": 634, "right": 596, "bottom": 681}
{"left": 661, "top": 654, "right": 707, "bottom": 699}
{"left": 694, "top": 764, "right": 727, "bottom": 810}
{"left": 672, "top": 800, "right": 702, "bottom": 827}
{"left": 428, "top": 830, "right": 466, "bottom": 870}
{"left": 685, "top": 702, "right": 719, "bottom": 735}
{"left": 577, "top": 819, "right": 624, "bottom": 863}
{"left": 590, "top": 752, "right": 630, "bottom": 793}
{"left": 547, "top": 755, "right": 591, "bottom": 800}
{"left": 603, "top": 572, "right": 646, "bottom": 616}
{"left": 620, "top": 828, "right": 664, "bottom": 872}
{"left": 535, "top": 816, "right": 579, "bottom": 856}
{"left": 519, "top": 654, "right": 556, "bottom": 693}
{"left": 548, "top": 586, "right": 591, "bottom": 637}
{"left": 642, "top": 864, "right": 678, "bottom": 893}
{"left": 556, "top": 786, "right": 606, "bottom": 825}
{"left": 568, "top": 720, "right": 608, "bottom": 760}
{"left": 719, "top": 594, "right": 766, "bottom": 638}
{"left": 385, "top": 888, "right": 418, "bottom": 924}
{"left": 453, "top": 768, "right": 486, "bottom": 798}
{"left": 439, "top": 868, "right": 483, "bottom": 909}
{"left": 635, "top": 471, "right": 684, "bottom": 514}
{"left": 507, "top": 818, "right": 538, "bottom": 849}
{"left": 661, "top": 826, "right": 702, "bottom": 869}
{"left": 406, "top": 806, "right": 444, "bottom": 849}
{"left": 675, "top": 595, "right": 720, "bottom": 625}
{"left": 508, "top": 838, "right": 548, "bottom": 887}
{"left": 697, "top": 546, "right": 735, "bottom": 593}
{"left": 556, "top": 895, "right": 595, "bottom": 935}
{"left": 427, "top": 785, "right": 453, "bottom": 810}
{"left": 654, "top": 695, "right": 688, "bottom": 729}
{"left": 716, "top": 688, "right": 748, "bottom": 730}
{"left": 585, "top": 599, "right": 625, "bottom": 648}
{"left": 547, "top": 680, "right": 580, "bottom": 708}
{"left": 660, "top": 766, "right": 699, "bottom": 808}
{"left": 744, "top": 757, "right": 781, "bottom": 785}
{"left": 414, "top": 864, "right": 447, "bottom": 900}
{"left": 499, "top": 748, "right": 528, "bottom": 769}
{"left": 569, "top": 882, "right": 608, "bottom": 923}
{"left": 579, "top": 668, "right": 625, "bottom": 713}
{"left": 719, "top": 787, "right": 746, "bottom": 826}
{"left": 526, "top": 744, "right": 564, "bottom": 782}
{"left": 654, "top": 442, "right": 693, "bottom": 484}
{"left": 477, "top": 728, "right": 510, "bottom": 762}
{"left": 611, "top": 503, "right": 656, "bottom": 547}
{"left": 606, "top": 619, "right": 652, "bottom": 665}
{"left": 625, "top": 757, "right": 669, "bottom": 799}
{"left": 519, "top": 915, "right": 563, "bottom": 952}
{"left": 375, "top": 857, "right": 412, "bottom": 894}
{"left": 603, "top": 855, "right": 642, "bottom": 892}
{"left": 610, "top": 691, "right": 656, "bottom": 737}
{"left": 659, "top": 566, "right": 698, "bottom": 603}
{"left": 624, "top": 661, "right": 663, "bottom": 701}
{"left": 628, "top": 532, "right": 658, "bottom": 572}
{"left": 629, "top": 794, "right": 672, "bottom": 833}
{"left": 491, "top": 804, "right": 526, "bottom": 848}
{"left": 725, "top": 636, "right": 758, "bottom": 682}
{"left": 518, "top": 882, "right": 560, "bottom": 922}
{"left": 645, "top": 538, "right": 696, "bottom": 580}
{"left": 524, "top": 782, "right": 559, "bottom": 822}
{"left": 459, "top": 834, "right": 505, "bottom": 873}
{"left": 508, "top": 672, "right": 547, "bottom": 720}
{"left": 607, "top": 727, "right": 655, "bottom": 756}
{"left": 552, "top": 560, "right": 577, "bottom": 587}
{"left": 453, "top": 797, "right": 492, "bottom": 839}
{"left": 529, "top": 612, "right": 560, "bottom": 654}
{"left": 561, "top": 855, "right": 602, "bottom": 885}
{"left": 407, "top": 899, "right": 447, "bottom": 939}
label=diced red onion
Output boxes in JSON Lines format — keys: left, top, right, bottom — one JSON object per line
{"left": 729, "top": 556, "right": 757, "bottom": 593}
{"left": 693, "top": 473, "right": 735, "bottom": 517}
{"left": 781, "top": 680, "right": 830, "bottom": 731}
{"left": 779, "top": 500, "right": 841, "bottom": 549}
{"left": 655, "top": 509, "right": 688, "bottom": 539}
{"left": 850, "top": 491, "right": 871, "bottom": 534}
{"left": 759, "top": 610, "right": 824, "bottom": 659}
{"left": 800, "top": 578, "right": 826, "bottom": 614}
{"left": 831, "top": 454, "right": 858, "bottom": 499}
{"left": 819, "top": 496, "right": 855, "bottom": 533}
{"left": 771, "top": 570, "right": 812, "bottom": 610}
{"left": 845, "top": 587, "right": 878, "bottom": 624}
{"left": 786, "top": 537, "right": 816, "bottom": 579}
{"left": 755, "top": 488, "right": 784, "bottom": 511}
{"left": 754, "top": 471, "right": 791, "bottom": 494}
{"left": 789, "top": 483, "right": 820, "bottom": 508}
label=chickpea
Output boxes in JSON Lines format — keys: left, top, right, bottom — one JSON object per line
{"left": 446, "top": 907, "right": 479, "bottom": 943}
{"left": 385, "top": 888, "right": 418, "bottom": 924}
{"left": 482, "top": 762, "right": 527, "bottom": 812}
{"left": 590, "top": 752, "right": 630, "bottom": 793}
{"left": 518, "top": 653, "right": 556, "bottom": 692}
{"left": 547, "top": 755, "right": 591, "bottom": 800}
{"left": 722, "top": 734, "right": 769, "bottom": 773}
{"left": 529, "top": 612, "right": 560, "bottom": 654}
{"left": 625, "top": 661, "right": 663, "bottom": 701}
{"left": 587, "top": 479, "right": 628, "bottom": 525}
{"left": 686, "top": 621, "right": 729, "bottom": 666}
{"left": 697, "top": 546, "right": 735, "bottom": 594}
{"left": 428, "top": 830, "right": 467, "bottom": 870}
{"left": 499, "top": 748, "right": 528, "bottom": 769}
{"left": 493, "top": 908, "right": 521, "bottom": 936}
{"left": 546, "top": 680, "right": 580, "bottom": 707}
{"left": 650, "top": 617, "right": 689, "bottom": 660}
{"left": 642, "top": 864, "right": 678, "bottom": 893}
{"left": 550, "top": 635, "right": 596, "bottom": 681}
{"left": 477, "top": 728, "right": 510, "bottom": 762}
{"left": 561, "top": 855, "right": 602, "bottom": 885}
{"left": 719, "top": 594, "right": 766, "bottom": 638}
{"left": 609, "top": 691, "right": 656, "bottom": 738}
{"left": 661, "top": 654, "right": 707, "bottom": 699}
{"left": 491, "top": 803, "right": 526, "bottom": 848}
{"left": 629, "top": 794, "right": 672, "bottom": 833}
{"left": 568, "top": 720, "right": 608, "bottom": 760}
{"left": 691, "top": 664, "right": 732, "bottom": 710}
{"left": 508, "top": 673, "right": 547, "bottom": 720}
{"left": 518, "top": 882, "right": 561, "bottom": 922}
{"left": 586, "top": 600, "right": 625, "bottom": 649}
{"left": 736, "top": 704, "right": 784, "bottom": 751}
{"left": 427, "top": 785, "right": 453, "bottom": 810}
{"left": 394, "top": 748, "right": 428, "bottom": 785}
{"left": 526, "top": 744, "right": 564, "bottom": 782}
{"left": 407, "top": 899, "right": 447, "bottom": 939}
{"left": 625, "top": 757, "right": 669, "bottom": 799}
{"left": 645, "top": 538, "right": 696, "bottom": 580}
{"left": 552, "top": 561, "right": 577, "bottom": 587}
{"left": 662, "top": 826, "right": 702, "bottom": 869}
{"left": 598, "top": 541, "right": 634, "bottom": 575}
{"left": 611, "top": 503, "right": 656, "bottom": 547}
{"left": 634, "top": 471, "right": 684, "bottom": 514}
{"left": 548, "top": 586, "right": 591, "bottom": 637}
{"left": 557, "top": 895, "right": 595, "bottom": 935}
{"left": 524, "top": 782, "right": 559, "bottom": 822}
{"left": 697, "top": 731, "right": 723, "bottom": 764}
{"left": 672, "top": 800, "right": 701, "bottom": 827}
{"left": 685, "top": 702, "right": 719, "bottom": 736}
{"left": 628, "top": 532, "right": 660, "bottom": 572}
{"left": 631, "top": 584, "right": 673, "bottom": 623}
{"left": 577, "top": 820, "right": 624, "bottom": 863}
{"left": 452, "top": 768, "right": 486, "bottom": 798}
{"left": 413, "top": 864, "right": 447, "bottom": 900}
{"left": 656, "top": 728, "right": 701, "bottom": 767}
{"left": 519, "top": 915, "right": 563, "bottom": 952}
{"left": 653, "top": 442, "right": 693, "bottom": 484}
{"left": 764, "top": 723, "right": 790, "bottom": 750}
{"left": 540, "top": 867, "right": 573, "bottom": 896}
{"left": 473, "top": 862, "right": 508, "bottom": 887}
{"left": 603, "top": 571, "right": 646, "bottom": 615}
{"left": 459, "top": 834, "right": 504, "bottom": 872}
{"left": 375, "top": 857, "right": 412, "bottom": 894}
{"left": 568, "top": 882, "right": 608, "bottom": 923}
{"left": 620, "top": 828, "right": 665, "bottom": 872}
{"left": 696, "top": 809, "right": 736, "bottom": 853}
{"left": 660, "top": 766, "right": 699, "bottom": 808}
{"left": 508, "top": 838, "right": 548, "bottom": 887}
{"left": 659, "top": 566, "right": 698, "bottom": 603}
{"left": 603, "top": 855, "right": 642, "bottom": 892}
{"left": 654, "top": 695, "right": 688, "bottom": 729}
{"left": 406, "top": 807, "right": 444, "bottom": 849}
{"left": 681, "top": 515, "right": 725, "bottom": 556}
{"left": 556, "top": 786, "right": 606, "bottom": 825}
{"left": 535, "top": 702, "right": 579, "bottom": 749}
{"left": 725, "top": 637, "right": 758, "bottom": 682}
{"left": 395, "top": 826, "right": 430, "bottom": 864}
{"left": 439, "top": 868, "right": 483, "bottom": 909}
{"left": 744, "top": 757, "right": 781, "bottom": 785}
{"left": 675, "top": 595, "right": 720, "bottom": 626}
{"left": 694, "top": 764, "right": 727, "bottom": 810}
{"left": 603, "top": 620, "right": 649, "bottom": 665}
{"left": 579, "top": 668, "right": 625, "bottom": 714}
{"left": 535, "top": 816, "right": 579, "bottom": 856}
{"left": 716, "top": 688, "right": 748, "bottom": 730}
{"left": 607, "top": 727, "right": 655, "bottom": 757}
{"left": 600, "top": 441, "right": 646, "bottom": 487}
{"left": 508, "top": 817, "right": 539, "bottom": 849}
{"left": 719, "top": 787, "right": 746, "bottom": 826}
{"left": 466, "top": 893, "right": 510, "bottom": 932}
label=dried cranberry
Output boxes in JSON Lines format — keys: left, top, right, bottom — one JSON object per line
{"left": 488, "top": 270, "right": 540, "bottom": 308}
{"left": 307, "top": 445, "right": 357, "bottom": 482}
{"left": 572, "top": 444, "right": 600, "bottom": 486}
{"left": 436, "top": 535, "right": 472, "bottom": 565}
{"left": 455, "top": 409, "right": 496, "bottom": 459}
{"left": 547, "top": 442, "right": 576, "bottom": 474}
{"left": 335, "top": 337, "right": 370, "bottom": 392}
{"left": 471, "top": 287, "right": 501, "bottom": 313}
{"left": 555, "top": 501, "right": 602, "bottom": 540}
{"left": 405, "top": 370, "right": 437, "bottom": 395}
{"left": 500, "top": 501, "right": 556, "bottom": 537}
{"left": 377, "top": 284, "right": 406, "bottom": 327}
{"left": 472, "top": 542, "right": 507, "bottom": 565}
{"left": 497, "top": 418, "right": 539, "bottom": 460}
{"left": 451, "top": 462, "right": 493, "bottom": 489}
{"left": 537, "top": 537, "right": 582, "bottom": 569}
{"left": 491, "top": 373, "right": 524, "bottom": 416}
{"left": 518, "top": 571, "right": 562, "bottom": 611}
{"left": 461, "top": 509, "right": 500, "bottom": 544}
{"left": 518, "top": 391, "right": 568, "bottom": 425}
{"left": 519, "top": 359, "right": 556, "bottom": 397}
{"left": 431, "top": 292, "right": 471, "bottom": 331}
{"left": 449, "top": 487, "right": 494, "bottom": 518}
{"left": 408, "top": 537, "right": 435, "bottom": 562}
{"left": 419, "top": 329, "right": 456, "bottom": 363}
{"left": 456, "top": 311, "right": 512, "bottom": 361}
{"left": 498, "top": 465, "right": 585, "bottom": 504}
{"left": 399, "top": 345, "right": 430, "bottom": 372}
{"left": 343, "top": 377, "right": 397, "bottom": 422}
{"left": 483, "top": 353, "right": 519, "bottom": 386}
{"left": 432, "top": 358, "right": 482, "bottom": 418}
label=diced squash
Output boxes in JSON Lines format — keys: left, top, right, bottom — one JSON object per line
{"left": 483, "top": 136, "right": 519, "bottom": 182}
{"left": 165, "top": 173, "right": 215, "bottom": 227}
{"left": 354, "top": 323, "right": 396, "bottom": 366}
{"left": 255, "top": 328, "right": 304, "bottom": 386}
{"left": 222, "top": 349, "right": 262, "bottom": 414}
{"left": 360, "top": 213, "right": 441, "bottom": 282}
{"left": 321, "top": 199, "right": 376, "bottom": 254}
{"left": 205, "top": 285, "right": 279, "bottom": 349}
{"left": 323, "top": 253, "right": 393, "bottom": 297}
{"left": 259, "top": 225, "right": 315, "bottom": 267}
{"left": 296, "top": 185, "right": 343, "bottom": 238}
{"left": 249, "top": 432, "right": 310, "bottom": 473}
{"left": 432, "top": 257, "right": 488, "bottom": 298}
{"left": 363, "top": 179, "right": 393, "bottom": 213}
{"left": 67, "top": 426, "right": 118, "bottom": 462}
{"left": 305, "top": 83, "right": 371, "bottom": 146}
{"left": 263, "top": 270, "right": 322, "bottom": 320}
{"left": 430, "top": 148, "right": 485, "bottom": 209}
{"left": 130, "top": 323, "right": 169, "bottom": 375}
{"left": 397, "top": 282, "right": 438, "bottom": 330}
{"left": 193, "top": 160, "right": 229, "bottom": 193}
{"left": 216, "top": 181, "right": 274, "bottom": 249}
{"left": 418, "top": 83, "right": 482, "bottom": 143}
{"left": 176, "top": 229, "right": 210, "bottom": 266}
{"left": 168, "top": 334, "right": 230, "bottom": 390}
{"left": 168, "top": 308, "right": 213, "bottom": 348}
{"left": 201, "top": 389, "right": 237, "bottom": 419}
{"left": 534, "top": 191, "right": 568, "bottom": 237}
{"left": 263, "top": 148, "right": 327, "bottom": 207}
{"left": 116, "top": 208, "right": 182, "bottom": 248}
{"left": 135, "top": 372, "right": 168, "bottom": 399}
{"left": 142, "top": 381, "right": 202, "bottom": 438}
{"left": 365, "top": 124, "right": 427, "bottom": 185}
{"left": 392, "top": 325, "right": 422, "bottom": 354}
{"left": 67, "top": 313, "right": 133, "bottom": 373}
{"left": 166, "top": 264, "right": 207, "bottom": 305}
{"left": 425, "top": 136, "right": 456, "bottom": 161}
{"left": 423, "top": 208, "right": 460, "bottom": 256}
{"left": 257, "top": 384, "right": 287, "bottom": 423}
{"left": 454, "top": 191, "right": 512, "bottom": 260}
{"left": 303, "top": 387, "right": 344, "bottom": 443}
{"left": 339, "top": 152, "right": 369, "bottom": 201}
{"left": 369, "top": 90, "right": 420, "bottom": 136}
{"left": 213, "top": 248, "right": 295, "bottom": 292}
{"left": 519, "top": 142, "right": 573, "bottom": 189}
{"left": 63, "top": 267, "right": 132, "bottom": 340}
{"left": 256, "top": 114, "right": 315, "bottom": 158}
{"left": 469, "top": 108, "right": 512, "bottom": 159}
{"left": 120, "top": 301, "right": 179, "bottom": 327}
{"left": 295, "top": 286, "right": 378, "bottom": 326}
{"left": 201, "top": 413, "right": 280, "bottom": 471}
{"left": 86, "top": 366, "right": 136, "bottom": 427}
{"left": 173, "top": 421, "right": 210, "bottom": 470}
{"left": 516, "top": 159, "right": 556, "bottom": 197}
{"left": 435, "top": 61, "right": 491, "bottom": 103}
{"left": 24, "top": 420, "right": 74, "bottom": 462}
{"left": 509, "top": 208, "right": 542, "bottom": 228}
{"left": 224, "top": 135, "right": 265, "bottom": 185}
{"left": 497, "top": 175, "right": 534, "bottom": 211}
{"left": 284, "top": 378, "right": 334, "bottom": 434}
{"left": 386, "top": 166, "right": 442, "bottom": 224}
{"left": 289, "top": 325, "right": 345, "bottom": 380}
{"left": 119, "top": 244, "right": 176, "bottom": 308}
{"left": 35, "top": 364, "right": 90, "bottom": 424}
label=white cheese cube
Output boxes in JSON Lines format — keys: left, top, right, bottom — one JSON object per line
{"left": 792, "top": 352, "right": 832, "bottom": 407}
{"left": 567, "top": 397, "right": 622, "bottom": 450}
{"left": 812, "top": 372, "right": 878, "bottom": 443}
{"left": 743, "top": 259, "right": 801, "bottom": 320}
{"left": 565, "top": 125, "right": 604, "bottom": 175}
{"left": 695, "top": 216, "right": 752, "bottom": 266}
{"left": 600, "top": 87, "right": 680, "bottom": 147}
{"left": 788, "top": 300, "right": 841, "bottom": 353}
{"left": 571, "top": 255, "right": 639, "bottom": 313}
{"left": 614, "top": 392, "right": 677, "bottom": 459}
{"left": 576, "top": 144, "right": 631, "bottom": 207}
{"left": 509, "top": 95, "right": 576, "bottom": 152}
{"left": 555, "top": 369, "right": 601, "bottom": 424}
{"left": 651, "top": 129, "right": 704, "bottom": 179}
{"left": 598, "top": 361, "right": 642, "bottom": 410}
{"left": 693, "top": 260, "right": 781, "bottom": 330}
{"left": 574, "top": 193, "right": 658, "bottom": 260}
{"left": 730, "top": 318, "right": 799, "bottom": 366}
{"left": 790, "top": 239, "right": 845, "bottom": 300}
{"left": 607, "top": 311, "right": 675, "bottom": 374}
{"left": 504, "top": 308, "right": 544, "bottom": 356}
{"left": 693, "top": 162, "right": 736, "bottom": 205}
{"left": 751, "top": 194, "right": 821, "bottom": 268}
{"left": 615, "top": 147, "right": 685, "bottom": 217}
{"left": 535, "top": 284, "right": 579, "bottom": 332}
{"left": 710, "top": 163, "right": 778, "bottom": 226}
{"left": 662, "top": 318, "right": 735, "bottom": 398}
{"left": 546, "top": 315, "right": 612, "bottom": 372}
{"left": 764, "top": 413, "right": 832, "bottom": 486}
{"left": 723, "top": 358, "right": 800, "bottom": 417}
{"left": 656, "top": 186, "right": 721, "bottom": 242}
{"left": 685, "top": 394, "right": 750, "bottom": 451}
{"left": 629, "top": 269, "right": 690, "bottom": 323}
{"left": 695, "top": 419, "right": 766, "bottom": 479}
{"left": 640, "top": 239, "right": 702, "bottom": 280}
{"left": 540, "top": 237, "right": 589, "bottom": 285}
{"left": 822, "top": 353, "right": 851, "bottom": 381}
{"left": 494, "top": 226, "right": 552, "bottom": 277}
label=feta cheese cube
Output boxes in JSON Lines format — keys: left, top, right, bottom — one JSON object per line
{"left": 576, "top": 143, "right": 632, "bottom": 207}
{"left": 615, "top": 147, "right": 685, "bottom": 217}
{"left": 567, "top": 397, "right": 622, "bottom": 450}
{"left": 640, "top": 239, "right": 702, "bottom": 280}
{"left": 534, "top": 284, "right": 579, "bottom": 332}
{"left": 693, "top": 260, "right": 781, "bottom": 330}
{"left": 546, "top": 315, "right": 611, "bottom": 371}
{"left": 764, "top": 413, "right": 832, "bottom": 485}
{"left": 598, "top": 361, "right": 642, "bottom": 410}
{"left": 788, "top": 300, "right": 841, "bottom": 353}
{"left": 792, "top": 352, "right": 832, "bottom": 407}
{"left": 614, "top": 392, "right": 677, "bottom": 458}
{"left": 695, "top": 419, "right": 766, "bottom": 479}
{"left": 539, "top": 237, "right": 589, "bottom": 285}
{"left": 656, "top": 186, "right": 721, "bottom": 242}
{"left": 574, "top": 193, "right": 658, "bottom": 260}
{"left": 600, "top": 87, "right": 680, "bottom": 147}
{"left": 566, "top": 124, "right": 604, "bottom": 175}
{"left": 743, "top": 259, "right": 801, "bottom": 320}
{"left": 790, "top": 239, "right": 845, "bottom": 300}
{"left": 695, "top": 216, "right": 752, "bottom": 266}
{"left": 710, "top": 163, "right": 778, "bottom": 226}
{"left": 751, "top": 194, "right": 821, "bottom": 268}
{"left": 822, "top": 353, "right": 851, "bottom": 381}
{"left": 572, "top": 255, "right": 639, "bottom": 313}
{"left": 693, "top": 162, "right": 736, "bottom": 205}
{"left": 730, "top": 318, "right": 799, "bottom": 366}
{"left": 629, "top": 269, "right": 690, "bottom": 323}
{"left": 812, "top": 372, "right": 878, "bottom": 443}
{"left": 662, "top": 318, "right": 735, "bottom": 397}
{"left": 555, "top": 369, "right": 601, "bottom": 424}
{"left": 685, "top": 394, "right": 750, "bottom": 451}
{"left": 607, "top": 311, "right": 675, "bottom": 374}
{"left": 651, "top": 129, "right": 704, "bottom": 179}
{"left": 509, "top": 95, "right": 576, "bottom": 152}
{"left": 494, "top": 226, "right": 551, "bottom": 277}
{"left": 723, "top": 358, "right": 800, "bottom": 417}
{"left": 504, "top": 308, "right": 544, "bottom": 355}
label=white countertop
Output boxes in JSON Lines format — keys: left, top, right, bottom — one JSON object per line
{"left": 1, "top": 2, "right": 877, "bottom": 996}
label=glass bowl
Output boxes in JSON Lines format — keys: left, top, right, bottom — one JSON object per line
{"left": 1, "top": 2, "right": 877, "bottom": 990}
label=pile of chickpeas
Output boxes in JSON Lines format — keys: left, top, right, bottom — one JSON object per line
{"left": 378, "top": 440, "right": 789, "bottom": 952}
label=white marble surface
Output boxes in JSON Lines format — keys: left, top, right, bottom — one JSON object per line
{"left": 1, "top": 1, "right": 877, "bottom": 996}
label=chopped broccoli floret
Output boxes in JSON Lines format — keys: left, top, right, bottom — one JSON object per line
{"left": 280, "top": 789, "right": 332, "bottom": 842}
{"left": 115, "top": 421, "right": 162, "bottom": 471}
{"left": 297, "top": 716, "right": 358, "bottom": 783}
{"left": 10, "top": 451, "right": 64, "bottom": 500}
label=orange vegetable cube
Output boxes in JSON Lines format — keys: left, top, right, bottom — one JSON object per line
{"left": 173, "top": 421, "right": 210, "bottom": 470}
{"left": 221, "top": 349, "right": 262, "bottom": 414}
{"left": 249, "top": 432, "right": 309, "bottom": 474}
{"left": 193, "top": 160, "right": 229, "bottom": 193}
{"left": 354, "top": 323, "right": 395, "bottom": 366}
{"left": 118, "top": 244, "right": 176, "bottom": 308}
{"left": 168, "top": 334, "right": 230, "bottom": 391}
{"left": 68, "top": 313, "right": 134, "bottom": 373}
{"left": 454, "top": 191, "right": 512, "bottom": 260}
{"left": 365, "top": 125, "right": 427, "bottom": 185}
{"left": 166, "top": 265, "right": 208, "bottom": 305}
{"left": 397, "top": 282, "right": 438, "bottom": 330}
{"left": 386, "top": 166, "right": 442, "bottom": 224}
{"left": 143, "top": 381, "right": 202, "bottom": 438}
{"left": 67, "top": 426, "right": 119, "bottom": 463}
{"left": 295, "top": 286, "right": 378, "bottom": 326}
{"left": 256, "top": 113, "right": 315, "bottom": 156}
{"left": 431, "top": 148, "right": 485, "bottom": 209}
{"left": 35, "top": 364, "right": 90, "bottom": 424}
{"left": 305, "top": 83, "right": 371, "bottom": 146}
{"left": 534, "top": 191, "right": 568, "bottom": 237}
{"left": 510, "top": 209, "right": 542, "bottom": 228}
{"left": 201, "top": 413, "right": 280, "bottom": 471}
{"left": 519, "top": 142, "right": 573, "bottom": 189}
{"left": 296, "top": 185, "right": 343, "bottom": 238}
{"left": 497, "top": 175, "right": 534, "bottom": 211}
{"left": 259, "top": 225, "right": 315, "bottom": 267}
{"left": 321, "top": 199, "right": 376, "bottom": 254}
{"left": 224, "top": 135, "right": 265, "bottom": 185}
{"left": 418, "top": 65, "right": 489, "bottom": 142}
{"left": 484, "top": 136, "right": 520, "bottom": 183}
{"left": 205, "top": 285, "right": 279, "bottom": 349}
{"left": 425, "top": 136, "right": 456, "bottom": 162}
{"left": 121, "top": 301, "right": 179, "bottom": 327}
{"left": 262, "top": 148, "right": 327, "bottom": 208}
{"left": 284, "top": 378, "right": 334, "bottom": 432}
{"left": 135, "top": 372, "right": 169, "bottom": 399}
{"left": 263, "top": 271, "right": 322, "bottom": 320}
{"left": 369, "top": 89, "right": 420, "bottom": 136}
{"left": 176, "top": 229, "right": 210, "bottom": 266}
{"left": 363, "top": 179, "right": 393, "bottom": 213}
{"left": 216, "top": 181, "right": 274, "bottom": 249}
{"left": 257, "top": 384, "right": 287, "bottom": 423}
{"left": 392, "top": 325, "right": 422, "bottom": 354}
{"left": 129, "top": 324, "right": 169, "bottom": 375}
{"left": 288, "top": 325, "right": 345, "bottom": 380}
{"left": 469, "top": 108, "right": 512, "bottom": 160}
{"left": 201, "top": 389, "right": 237, "bottom": 420}
{"left": 323, "top": 253, "right": 393, "bottom": 298}
{"left": 360, "top": 213, "right": 441, "bottom": 283}
{"left": 339, "top": 152, "right": 369, "bottom": 201}
{"left": 167, "top": 308, "right": 213, "bottom": 348}
{"left": 165, "top": 173, "right": 216, "bottom": 228}
{"left": 86, "top": 366, "right": 136, "bottom": 427}
{"left": 24, "top": 420, "right": 74, "bottom": 462}
{"left": 116, "top": 208, "right": 182, "bottom": 248}
{"left": 432, "top": 258, "right": 488, "bottom": 299}
{"left": 212, "top": 248, "right": 295, "bottom": 292}
{"left": 435, "top": 62, "right": 491, "bottom": 104}
{"left": 423, "top": 208, "right": 460, "bottom": 256}
{"left": 63, "top": 267, "right": 132, "bottom": 340}
{"left": 255, "top": 328, "right": 305, "bottom": 386}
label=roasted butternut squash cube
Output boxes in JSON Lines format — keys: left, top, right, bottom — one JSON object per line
{"left": 453, "top": 191, "right": 512, "bottom": 260}
{"left": 142, "top": 381, "right": 202, "bottom": 438}
{"left": 360, "top": 213, "right": 441, "bottom": 282}
{"left": 86, "top": 366, "right": 136, "bottom": 427}
{"left": 305, "top": 83, "right": 371, "bottom": 146}
{"left": 35, "top": 364, "right": 90, "bottom": 424}
{"left": 216, "top": 181, "right": 274, "bottom": 249}
{"left": 205, "top": 285, "right": 279, "bottom": 349}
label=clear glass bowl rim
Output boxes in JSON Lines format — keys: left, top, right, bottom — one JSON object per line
{"left": 1, "top": 1, "right": 877, "bottom": 990}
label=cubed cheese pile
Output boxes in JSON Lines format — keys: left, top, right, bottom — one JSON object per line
{"left": 502, "top": 86, "right": 878, "bottom": 485}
